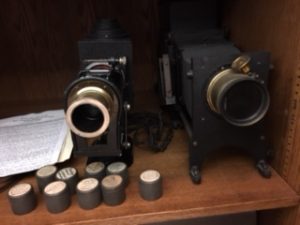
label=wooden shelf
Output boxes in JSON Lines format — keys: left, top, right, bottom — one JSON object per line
{"left": 0, "top": 130, "right": 299, "bottom": 225}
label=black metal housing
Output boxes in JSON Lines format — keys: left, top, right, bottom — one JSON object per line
{"left": 177, "top": 40, "right": 272, "bottom": 183}
{"left": 160, "top": 1, "right": 272, "bottom": 184}
{"left": 64, "top": 19, "right": 133, "bottom": 166}
{"left": 78, "top": 19, "right": 133, "bottom": 102}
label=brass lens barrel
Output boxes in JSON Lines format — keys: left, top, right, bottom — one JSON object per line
{"left": 207, "top": 69, "right": 270, "bottom": 126}
{"left": 65, "top": 80, "right": 114, "bottom": 138}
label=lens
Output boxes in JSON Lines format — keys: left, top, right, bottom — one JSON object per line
{"left": 65, "top": 79, "right": 114, "bottom": 138}
{"left": 206, "top": 69, "right": 270, "bottom": 126}
{"left": 71, "top": 104, "right": 104, "bottom": 132}
{"left": 219, "top": 79, "right": 269, "bottom": 126}
{"left": 221, "top": 81, "right": 263, "bottom": 121}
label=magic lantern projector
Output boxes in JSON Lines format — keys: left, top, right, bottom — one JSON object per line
{"left": 64, "top": 19, "right": 133, "bottom": 165}
{"left": 165, "top": 34, "right": 272, "bottom": 184}
{"left": 159, "top": 1, "right": 272, "bottom": 183}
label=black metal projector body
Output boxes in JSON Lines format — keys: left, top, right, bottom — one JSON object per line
{"left": 159, "top": 0, "right": 272, "bottom": 184}
{"left": 171, "top": 33, "right": 272, "bottom": 184}
{"left": 64, "top": 19, "right": 133, "bottom": 166}
{"left": 78, "top": 19, "right": 133, "bottom": 102}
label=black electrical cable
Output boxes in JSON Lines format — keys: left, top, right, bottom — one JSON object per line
{"left": 128, "top": 111, "right": 173, "bottom": 152}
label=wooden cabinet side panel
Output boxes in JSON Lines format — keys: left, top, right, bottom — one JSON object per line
{"left": 223, "top": 0, "right": 300, "bottom": 224}
{"left": 0, "top": 0, "right": 159, "bottom": 117}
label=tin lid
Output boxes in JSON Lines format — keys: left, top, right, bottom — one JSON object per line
{"left": 86, "top": 162, "right": 105, "bottom": 175}
{"left": 107, "top": 162, "right": 127, "bottom": 174}
{"left": 140, "top": 170, "right": 161, "bottom": 184}
{"left": 101, "top": 175, "right": 123, "bottom": 190}
{"left": 36, "top": 165, "right": 57, "bottom": 178}
{"left": 77, "top": 178, "right": 99, "bottom": 193}
{"left": 44, "top": 181, "right": 67, "bottom": 196}
{"left": 56, "top": 167, "right": 77, "bottom": 180}
{"left": 8, "top": 183, "right": 32, "bottom": 198}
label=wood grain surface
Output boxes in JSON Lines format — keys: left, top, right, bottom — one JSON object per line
{"left": 0, "top": 0, "right": 159, "bottom": 118}
{"left": 223, "top": 0, "right": 300, "bottom": 224}
{"left": 0, "top": 130, "right": 298, "bottom": 225}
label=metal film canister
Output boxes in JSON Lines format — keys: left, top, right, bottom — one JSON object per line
{"left": 101, "top": 175, "right": 125, "bottom": 206}
{"left": 55, "top": 167, "right": 79, "bottom": 194}
{"left": 76, "top": 178, "right": 101, "bottom": 210}
{"left": 36, "top": 165, "right": 57, "bottom": 193}
{"left": 44, "top": 181, "right": 71, "bottom": 214}
{"left": 106, "top": 162, "right": 129, "bottom": 187}
{"left": 8, "top": 183, "right": 37, "bottom": 215}
{"left": 85, "top": 161, "right": 106, "bottom": 182}
{"left": 139, "top": 170, "right": 162, "bottom": 201}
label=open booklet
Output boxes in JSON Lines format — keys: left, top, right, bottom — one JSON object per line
{"left": 0, "top": 110, "right": 73, "bottom": 177}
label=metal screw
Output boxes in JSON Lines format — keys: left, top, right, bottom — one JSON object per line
{"left": 231, "top": 55, "right": 251, "bottom": 74}
{"left": 201, "top": 117, "right": 206, "bottom": 121}
{"left": 119, "top": 56, "right": 127, "bottom": 65}
{"left": 124, "top": 103, "right": 131, "bottom": 111}
{"left": 187, "top": 70, "right": 193, "bottom": 78}
{"left": 192, "top": 141, "right": 198, "bottom": 147}
{"left": 123, "top": 142, "right": 131, "bottom": 149}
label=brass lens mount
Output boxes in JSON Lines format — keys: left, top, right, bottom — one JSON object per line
{"left": 65, "top": 79, "right": 114, "bottom": 138}
{"left": 206, "top": 56, "right": 270, "bottom": 127}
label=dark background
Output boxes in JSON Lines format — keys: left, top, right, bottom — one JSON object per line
{"left": 0, "top": 0, "right": 160, "bottom": 117}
